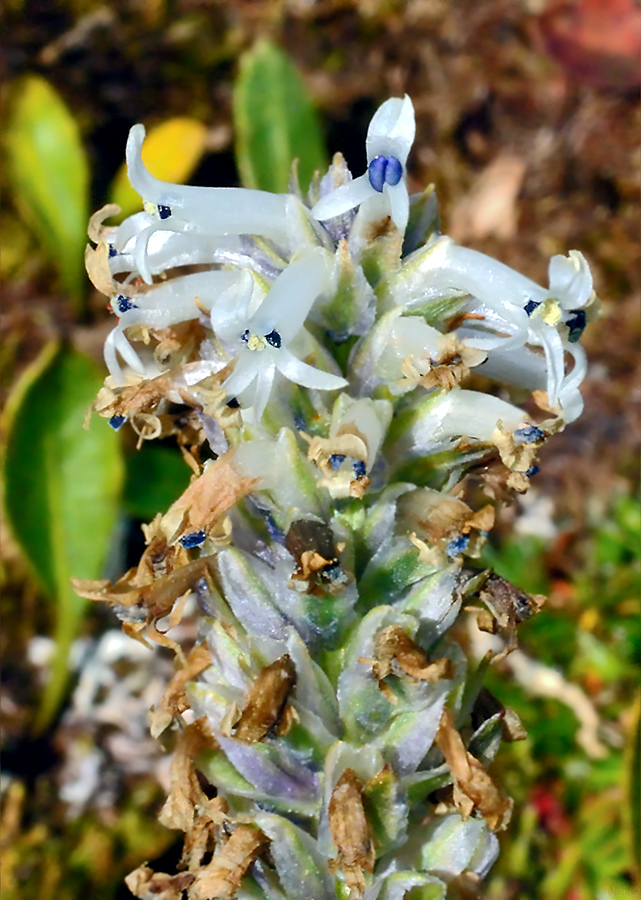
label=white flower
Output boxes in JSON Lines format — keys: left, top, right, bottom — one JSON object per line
{"left": 210, "top": 248, "right": 347, "bottom": 418}
{"left": 311, "top": 96, "right": 416, "bottom": 232}
{"left": 399, "top": 237, "right": 592, "bottom": 422}
{"left": 125, "top": 124, "right": 308, "bottom": 252}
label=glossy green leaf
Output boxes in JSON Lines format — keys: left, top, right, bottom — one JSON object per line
{"left": 110, "top": 117, "right": 208, "bottom": 221}
{"left": 233, "top": 40, "right": 326, "bottom": 193}
{"left": 3, "top": 342, "right": 124, "bottom": 728}
{"left": 4, "top": 76, "right": 89, "bottom": 312}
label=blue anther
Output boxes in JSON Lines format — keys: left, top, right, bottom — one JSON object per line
{"left": 329, "top": 454, "right": 346, "bottom": 471}
{"left": 226, "top": 397, "right": 240, "bottom": 408}
{"left": 565, "top": 309, "right": 586, "bottom": 343}
{"left": 265, "top": 515, "right": 286, "bottom": 545}
{"left": 514, "top": 425, "right": 545, "bottom": 444}
{"left": 241, "top": 330, "right": 250, "bottom": 343}
{"left": 180, "top": 530, "right": 206, "bottom": 549}
{"left": 524, "top": 299, "right": 540, "bottom": 316}
{"left": 445, "top": 534, "right": 470, "bottom": 557}
{"left": 116, "top": 295, "right": 137, "bottom": 314}
{"left": 384, "top": 156, "right": 403, "bottom": 186}
{"left": 352, "top": 459, "right": 367, "bottom": 478}
{"left": 293, "top": 412, "right": 307, "bottom": 432}
{"left": 157, "top": 204, "right": 172, "bottom": 219}
{"left": 368, "top": 155, "right": 388, "bottom": 193}
{"left": 108, "top": 245, "right": 118, "bottom": 258}
{"left": 525, "top": 465, "right": 540, "bottom": 477}
{"left": 264, "top": 329, "right": 281, "bottom": 348}
{"left": 108, "top": 414, "right": 126, "bottom": 431}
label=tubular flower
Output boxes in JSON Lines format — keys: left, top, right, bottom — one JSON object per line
{"left": 83, "top": 94, "right": 595, "bottom": 900}
{"left": 312, "top": 95, "right": 416, "bottom": 232}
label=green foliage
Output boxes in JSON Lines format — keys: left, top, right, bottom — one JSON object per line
{"left": 485, "top": 490, "right": 641, "bottom": 897}
{"left": 4, "top": 76, "right": 89, "bottom": 312}
{"left": 233, "top": 40, "right": 327, "bottom": 193}
{"left": 2, "top": 342, "right": 124, "bottom": 728}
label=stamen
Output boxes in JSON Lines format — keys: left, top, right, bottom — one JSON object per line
{"left": 352, "top": 460, "right": 367, "bottom": 478}
{"left": 264, "top": 329, "right": 282, "bottom": 348}
{"left": 565, "top": 309, "right": 586, "bottom": 343}
{"left": 108, "top": 414, "right": 126, "bottom": 431}
{"left": 445, "top": 534, "right": 470, "bottom": 557}
{"left": 329, "top": 454, "right": 346, "bottom": 470}
{"left": 514, "top": 425, "right": 544, "bottom": 444}
{"left": 115, "top": 295, "right": 137, "bottom": 314}
{"left": 384, "top": 156, "right": 403, "bottom": 186}
{"left": 157, "top": 204, "right": 172, "bottom": 219}
{"left": 180, "top": 530, "right": 207, "bottom": 549}
{"left": 524, "top": 299, "right": 540, "bottom": 316}
{"left": 368, "top": 155, "right": 388, "bottom": 193}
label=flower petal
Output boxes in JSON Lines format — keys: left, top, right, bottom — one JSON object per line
{"left": 251, "top": 247, "right": 332, "bottom": 343}
{"left": 385, "top": 181, "right": 410, "bottom": 232}
{"left": 311, "top": 173, "right": 373, "bottom": 223}
{"left": 276, "top": 347, "right": 347, "bottom": 391}
{"left": 548, "top": 250, "right": 593, "bottom": 309}
{"left": 366, "top": 95, "right": 416, "bottom": 166}
{"left": 126, "top": 124, "right": 292, "bottom": 246}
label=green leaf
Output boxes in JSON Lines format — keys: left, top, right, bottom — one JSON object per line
{"left": 4, "top": 77, "right": 89, "bottom": 312}
{"left": 233, "top": 39, "right": 326, "bottom": 193}
{"left": 109, "top": 117, "right": 208, "bottom": 221}
{"left": 3, "top": 342, "right": 124, "bottom": 728}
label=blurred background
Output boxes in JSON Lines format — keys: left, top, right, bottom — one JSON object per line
{"left": 1, "top": 1, "right": 639, "bottom": 898}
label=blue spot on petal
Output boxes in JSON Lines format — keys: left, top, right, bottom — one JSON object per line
{"left": 446, "top": 534, "right": 470, "bottom": 557}
{"left": 524, "top": 299, "right": 540, "bottom": 316}
{"left": 157, "top": 204, "right": 172, "bottom": 219}
{"left": 180, "top": 530, "right": 206, "bottom": 549}
{"left": 514, "top": 425, "right": 544, "bottom": 444}
{"left": 384, "top": 156, "right": 403, "bottom": 186}
{"left": 329, "top": 454, "right": 346, "bottom": 471}
{"left": 108, "top": 415, "right": 126, "bottom": 431}
{"left": 368, "top": 155, "right": 387, "bottom": 193}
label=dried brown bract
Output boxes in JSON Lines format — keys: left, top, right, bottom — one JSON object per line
{"left": 435, "top": 708, "right": 513, "bottom": 832}
{"left": 233, "top": 655, "right": 297, "bottom": 744}
{"left": 328, "top": 769, "right": 375, "bottom": 898}
{"left": 285, "top": 519, "right": 347, "bottom": 593}
{"left": 150, "top": 643, "right": 213, "bottom": 739}
{"left": 361, "top": 625, "right": 454, "bottom": 690}
{"left": 187, "top": 825, "right": 268, "bottom": 900}
{"left": 474, "top": 573, "right": 546, "bottom": 661}
{"left": 125, "top": 864, "right": 195, "bottom": 900}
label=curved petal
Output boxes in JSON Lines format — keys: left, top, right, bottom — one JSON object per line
{"left": 538, "top": 324, "right": 566, "bottom": 406}
{"left": 250, "top": 364, "right": 277, "bottom": 419}
{"left": 548, "top": 250, "right": 593, "bottom": 309}
{"left": 311, "top": 174, "right": 373, "bottom": 222}
{"left": 222, "top": 357, "right": 260, "bottom": 399}
{"left": 366, "top": 95, "right": 416, "bottom": 166}
{"left": 385, "top": 181, "right": 410, "bottom": 232}
{"left": 126, "top": 125, "right": 292, "bottom": 246}
{"left": 276, "top": 347, "right": 347, "bottom": 391}
{"left": 251, "top": 247, "right": 332, "bottom": 343}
